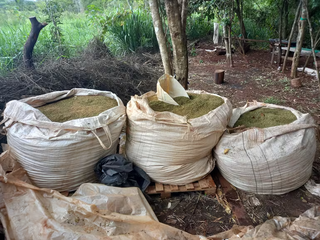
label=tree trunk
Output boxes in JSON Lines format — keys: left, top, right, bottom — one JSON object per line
{"left": 235, "top": 0, "right": 247, "bottom": 54}
{"left": 165, "top": 0, "right": 188, "bottom": 89}
{"left": 282, "top": 1, "right": 301, "bottom": 72}
{"left": 149, "top": 0, "right": 172, "bottom": 75}
{"left": 228, "top": 26, "right": 233, "bottom": 67}
{"left": 282, "top": 0, "right": 289, "bottom": 39}
{"left": 291, "top": 2, "right": 307, "bottom": 78}
{"left": 278, "top": 1, "right": 284, "bottom": 67}
{"left": 23, "top": 17, "right": 47, "bottom": 69}
{"left": 224, "top": 24, "right": 231, "bottom": 66}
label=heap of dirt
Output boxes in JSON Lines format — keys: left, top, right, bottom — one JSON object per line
{"left": 148, "top": 93, "right": 224, "bottom": 119}
{"left": 37, "top": 96, "right": 118, "bottom": 122}
{"left": 234, "top": 108, "right": 297, "bottom": 128}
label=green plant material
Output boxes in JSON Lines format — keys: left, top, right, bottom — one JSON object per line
{"left": 0, "top": 11, "right": 94, "bottom": 74}
{"left": 148, "top": 93, "right": 224, "bottom": 119}
{"left": 263, "top": 97, "right": 281, "bottom": 105}
{"left": 186, "top": 13, "right": 212, "bottom": 40}
{"left": 37, "top": 96, "right": 118, "bottom": 122}
{"left": 42, "top": 0, "right": 70, "bottom": 57}
{"left": 87, "top": 8, "right": 158, "bottom": 55}
{"left": 234, "top": 107, "right": 297, "bottom": 128}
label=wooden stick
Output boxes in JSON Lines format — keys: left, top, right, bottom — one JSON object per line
{"left": 282, "top": 1, "right": 302, "bottom": 72}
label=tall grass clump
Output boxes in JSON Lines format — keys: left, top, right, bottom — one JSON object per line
{"left": 104, "top": 10, "right": 158, "bottom": 55}
{"left": 186, "top": 13, "right": 212, "bottom": 40}
{"left": 87, "top": 6, "right": 158, "bottom": 55}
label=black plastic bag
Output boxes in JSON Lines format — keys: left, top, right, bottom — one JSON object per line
{"left": 95, "top": 154, "right": 150, "bottom": 191}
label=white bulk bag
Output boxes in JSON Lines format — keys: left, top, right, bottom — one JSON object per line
{"left": 214, "top": 101, "right": 317, "bottom": 194}
{"left": 126, "top": 90, "right": 232, "bottom": 185}
{"left": 2, "top": 88, "right": 126, "bottom": 191}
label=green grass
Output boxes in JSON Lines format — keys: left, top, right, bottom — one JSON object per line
{"left": 0, "top": 12, "right": 95, "bottom": 73}
{"left": 263, "top": 96, "right": 282, "bottom": 105}
{"left": 102, "top": 10, "right": 158, "bottom": 55}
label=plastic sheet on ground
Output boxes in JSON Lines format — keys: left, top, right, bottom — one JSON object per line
{"left": 0, "top": 150, "right": 203, "bottom": 240}
{"left": 305, "top": 180, "right": 320, "bottom": 197}
{"left": 1, "top": 151, "right": 320, "bottom": 240}
{"left": 208, "top": 206, "right": 320, "bottom": 239}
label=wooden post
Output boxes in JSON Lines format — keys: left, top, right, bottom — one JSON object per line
{"left": 282, "top": 1, "right": 301, "bottom": 72}
{"left": 291, "top": 2, "right": 307, "bottom": 78}
{"left": 23, "top": 17, "right": 47, "bottom": 69}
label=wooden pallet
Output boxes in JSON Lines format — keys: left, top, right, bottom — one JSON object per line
{"left": 146, "top": 175, "right": 216, "bottom": 199}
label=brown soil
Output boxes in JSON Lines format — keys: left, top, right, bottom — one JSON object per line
{"left": 148, "top": 40, "right": 320, "bottom": 237}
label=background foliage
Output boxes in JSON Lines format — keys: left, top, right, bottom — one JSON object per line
{"left": 0, "top": 0, "right": 320, "bottom": 74}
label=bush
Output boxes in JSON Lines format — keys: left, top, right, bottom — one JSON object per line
{"left": 232, "top": 18, "right": 272, "bottom": 49}
{"left": 186, "top": 13, "right": 212, "bottom": 40}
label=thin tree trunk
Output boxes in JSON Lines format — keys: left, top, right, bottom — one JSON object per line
{"left": 290, "top": 2, "right": 307, "bottom": 78}
{"left": 235, "top": 0, "right": 247, "bottom": 53}
{"left": 149, "top": 0, "right": 172, "bottom": 75}
{"left": 305, "top": 0, "right": 320, "bottom": 92}
{"left": 165, "top": 0, "right": 188, "bottom": 89}
{"left": 282, "top": 0, "right": 289, "bottom": 39}
{"left": 23, "top": 17, "right": 47, "bottom": 69}
{"left": 224, "top": 25, "right": 230, "bottom": 65}
{"left": 228, "top": 26, "right": 233, "bottom": 67}
{"left": 282, "top": 1, "right": 301, "bottom": 72}
{"left": 278, "top": 2, "right": 283, "bottom": 67}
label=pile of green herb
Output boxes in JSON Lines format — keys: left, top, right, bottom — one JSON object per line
{"left": 37, "top": 96, "right": 118, "bottom": 122}
{"left": 148, "top": 93, "right": 224, "bottom": 119}
{"left": 234, "top": 107, "right": 297, "bottom": 128}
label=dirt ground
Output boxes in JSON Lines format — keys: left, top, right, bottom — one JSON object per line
{"left": 148, "top": 41, "right": 320, "bottom": 236}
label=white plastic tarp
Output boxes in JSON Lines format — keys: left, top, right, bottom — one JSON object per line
{"left": 0, "top": 150, "right": 203, "bottom": 240}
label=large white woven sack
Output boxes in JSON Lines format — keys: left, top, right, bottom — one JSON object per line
{"left": 214, "top": 101, "right": 317, "bottom": 194}
{"left": 126, "top": 90, "right": 232, "bottom": 185}
{"left": 2, "top": 88, "right": 126, "bottom": 191}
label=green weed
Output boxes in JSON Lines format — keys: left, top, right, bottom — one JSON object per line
{"left": 263, "top": 96, "right": 282, "bottom": 105}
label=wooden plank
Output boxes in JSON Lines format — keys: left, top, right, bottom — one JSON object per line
{"left": 198, "top": 176, "right": 210, "bottom": 189}
{"left": 170, "top": 185, "right": 179, "bottom": 191}
{"left": 146, "top": 175, "right": 216, "bottom": 195}
{"left": 146, "top": 185, "right": 156, "bottom": 194}
{"left": 186, "top": 183, "right": 195, "bottom": 190}
{"left": 155, "top": 183, "right": 164, "bottom": 192}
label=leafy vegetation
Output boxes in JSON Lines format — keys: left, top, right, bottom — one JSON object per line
{"left": 0, "top": 0, "right": 320, "bottom": 74}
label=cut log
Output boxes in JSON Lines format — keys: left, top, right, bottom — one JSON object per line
{"left": 23, "top": 17, "right": 47, "bottom": 69}
{"left": 214, "top": 70, "right": 225, "bottom": 84}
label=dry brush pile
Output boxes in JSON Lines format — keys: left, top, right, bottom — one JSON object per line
{"left": 0, "top": 47, "right": 161, "bottom": 112}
